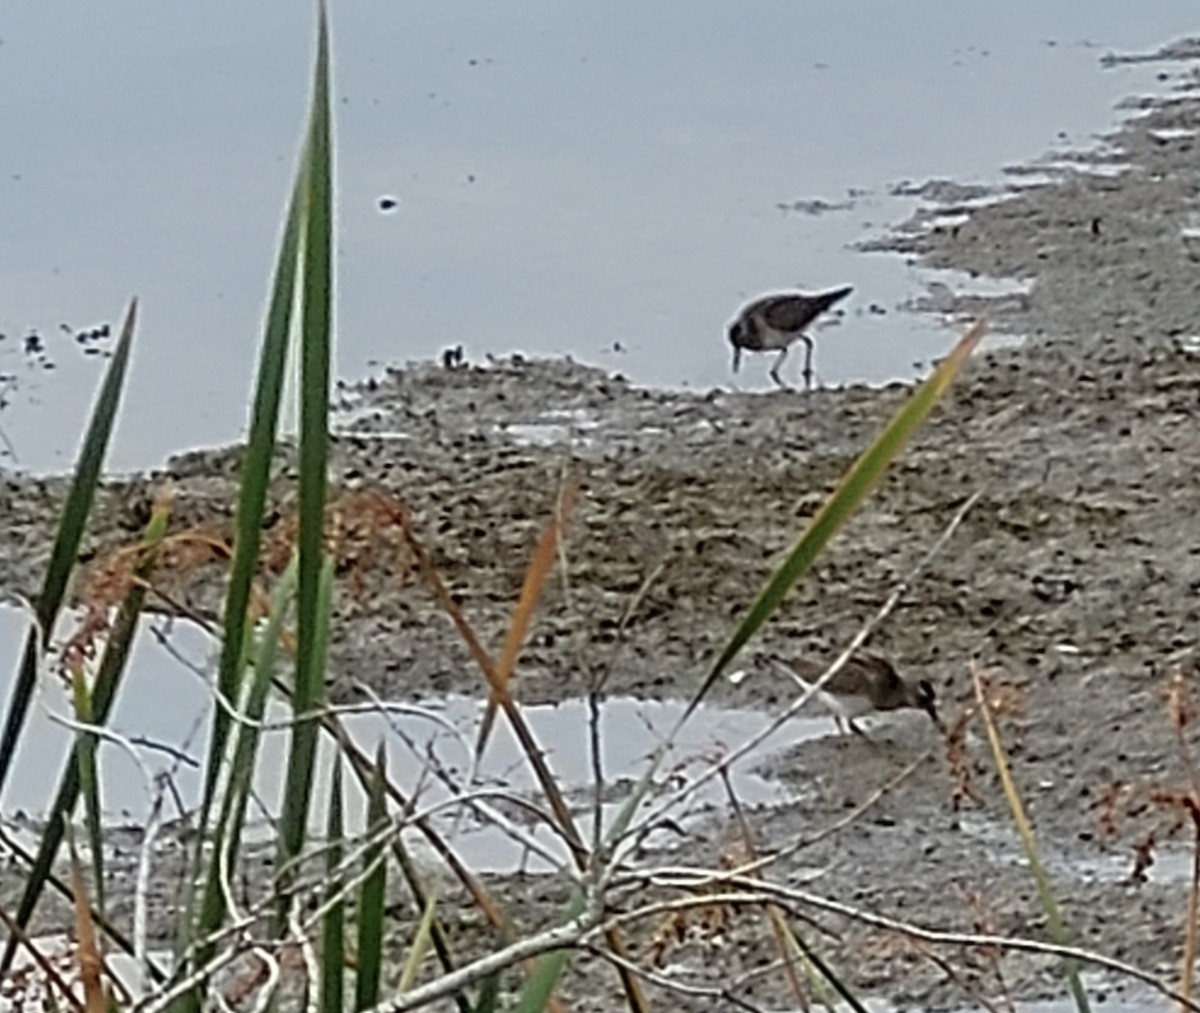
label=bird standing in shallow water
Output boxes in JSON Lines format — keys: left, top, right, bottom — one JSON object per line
{"left": 768, "top": 653, "right": 940, "bottom": 736}
{"left": 728, "top": 286, "right": 852, "bottom": 389}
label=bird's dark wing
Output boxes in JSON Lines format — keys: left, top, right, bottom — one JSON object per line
{"left": 759, "top": 287, "right": 853, "bottom": 332}
{"left": 858, "top": 653, "right": 903, "bottom": 694}
{"left": 759, "top": 296, "right": 823, "bottom": 333}
{"left": 782, "top": 657, "right": 825, "bottom": 682}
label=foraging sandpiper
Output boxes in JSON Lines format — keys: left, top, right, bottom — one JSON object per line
{"left": 769, "top": 652, "right": 939, "bottom": 735}
{"left": 728, "top": 286, "right": 852, "bottom": 389}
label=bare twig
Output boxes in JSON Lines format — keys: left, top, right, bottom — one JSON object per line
{"left": 584, "top": 940, "right": 769, "bottom": 1012}
{"left": 617, "top": 878, "right": 1200, "bottom": 1012}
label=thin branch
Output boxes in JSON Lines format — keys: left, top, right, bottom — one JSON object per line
{"left": 617, "top": 878, "right": 1200, "bottom": 1012}
{"left": 359, "top": 908, "right": 598, "bottom": 1013}
{"left": 584, "top": 940, "right": 769, "bottom": 1012}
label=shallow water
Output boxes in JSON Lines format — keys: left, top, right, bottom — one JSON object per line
{"left": 0, "top": 605, "right": 845, "bottom": 874}
{"left": 1, "top": 2, "right": 1197, "bottom": 471}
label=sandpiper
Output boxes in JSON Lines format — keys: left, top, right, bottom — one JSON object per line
{"left": 768, "top": 653, "right": 939, "bottom": 735}
{"left": 728, "top": 286, "right": 852, "bottom": 389}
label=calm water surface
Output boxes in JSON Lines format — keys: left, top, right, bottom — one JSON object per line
{"left": 0, "top": 3, "right": 1196, "bottom": 471}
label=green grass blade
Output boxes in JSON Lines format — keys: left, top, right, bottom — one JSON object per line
{"left": 0, "top": 298, "right": 137, "bottom": 793}
{"left": 190, "top": 557, "right": 298, "bottom": 984}
{"left": 221, "top": 557, "right": 298, "bottom": 845}
{"left": 355, "top": 743, "right": 388, "bottom": 1011}
{"left": 0, "top": 833, "right": 164, "bottom": 986}
{"left": 182, "top": 12, "right": 324, "bottom": 999}
{"left": 334, "top": 722, "right": 473, "bottom": 1013}
{"left": 296, "top": 0, "right": 334, "bottom": 683}
{"left": 790, "top": 930, "right": 868, "bottom": 1013}
{"left": 70, "top": 671, "right": 105, "bottom": 920}
{"left": 615, "top": 321, "right": 986, "bottom": 835}
{"left": 398, "top": 890, "right": 439, "bottom": 994}
{"left": 201, "top": 107, "right": 305, "bottom": 825}
{"left": 274, "top": 556, "right": 334, "bottom": 932}
{"left": 200, "top": 0, "right": 334, "bottom": 835}
{"left": 278, "top": 0, "right": 334, "bottom": 907}
{"left": 973, "top": 667, "right": 1091, "bottom": 1013}
{"left": 322, "top": 759, "right": 346, "bottom": 1013}
{"left": 177, "top": 168, "right": 303, "bottom": 1011}
{"left": 514, "top": 945, "right": 573, "bottom": 1013}
{"left": 0, "top": 489, "right": 169, "bottom": 975}
{"left": 471, "top": 972, "right": 502, "bottom": 1013}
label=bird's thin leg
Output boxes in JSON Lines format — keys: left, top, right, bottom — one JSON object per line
{"left": 845, "top": 716, "right": 881, "bottom": 749}
{"left": 769, "top": 347, "right": 790, "bottom": 388}
{"left": 825, "top": 708, "right": 877, "bottom": 744}
{"left": 801, "top": 335, "right": 815, "bottom": 391}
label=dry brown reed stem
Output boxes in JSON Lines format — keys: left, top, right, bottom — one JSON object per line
{"left": 475, "top": 476, "right": 579, "bottom": 760}
{"left": 66, "top": 828, "right": 105, "bottom": 1013}
{"left": 389, "top": 495, "right": 587, "bottom": 858}
{"left": 718, "top": 769, "right": 811, "bottom": 1011}
{"left": 388, "top": 491, "right": 647, "bottom": 1012}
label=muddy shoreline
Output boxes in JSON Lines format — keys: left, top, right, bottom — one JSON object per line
{"left": 6, "top": 45, "right": 1200, "bottom": 1011}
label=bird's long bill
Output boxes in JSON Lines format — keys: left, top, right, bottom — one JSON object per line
{"left": 731, "top": 346, "right": 742, "bottom": 373}
{"left": 921, "top": 697, "right": 943, "bottom": 731}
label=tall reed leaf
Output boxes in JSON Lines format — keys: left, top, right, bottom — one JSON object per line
{"left": 202, "top": 88, "right": 306, "bottom": 822}
{"left": 275, "top": 556, "right": 334, "bottom": 932}
{"left": 277, "top": 0, "right": 334, "bottom": 908}
{"left": 322, "top": 761, "right": 346, "bottom": 1013}
{"left": 356, "top": 744, "right": 388, "bottom": 1011}
{"left": 190, "top": 558, "right": 298, "bottom": 984}
{"left": 0, "top": 298, "right": 137, "bottom": 793}
{"left": 182, "top": 5, "right": 333, "bottom": 1000}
